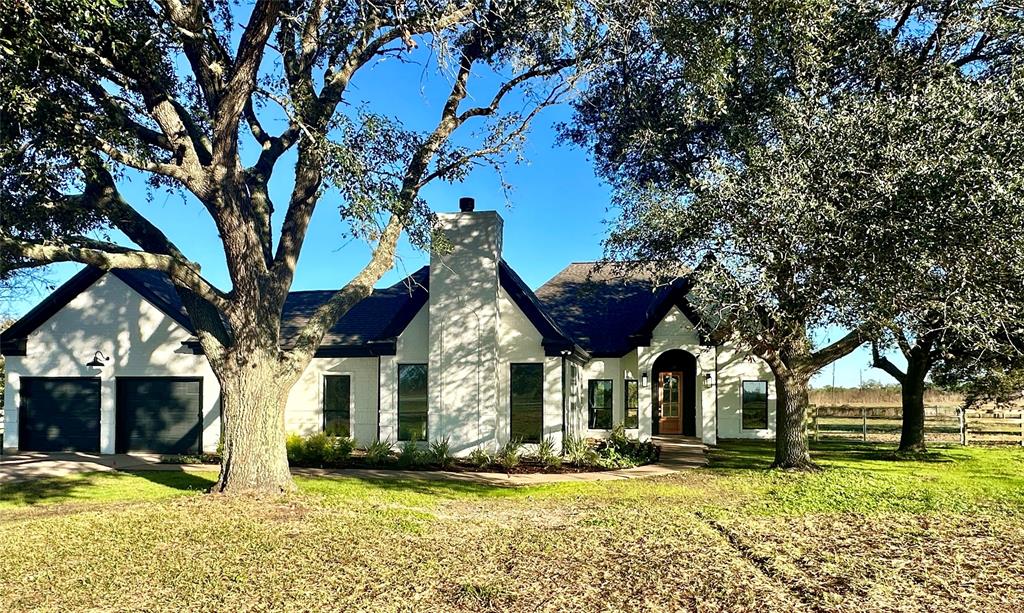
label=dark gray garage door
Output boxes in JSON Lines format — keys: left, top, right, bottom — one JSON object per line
{"left": 19, "top": 377, "right": 101, "bottom": 452}
{"left": 116, "top": 378, "right": 203, "bottom": 454}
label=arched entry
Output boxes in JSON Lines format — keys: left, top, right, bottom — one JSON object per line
{"left": 651, "top": 349, "right": 697, "bottom": 436}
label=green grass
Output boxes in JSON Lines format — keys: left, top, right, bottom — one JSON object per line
{"left": 1, "top": 441, "right": 1023, "bottom": 611}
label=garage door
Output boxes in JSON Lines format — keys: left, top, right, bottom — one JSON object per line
{"left": 116, "top": 378, "right": 203, "bottom": 454}
{"left": 19, "top": 377, "right": 101, "bottom": 452}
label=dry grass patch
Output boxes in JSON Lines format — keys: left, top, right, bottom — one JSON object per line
{"left": 1, "top": 441, "right": 1023, "bottom": 611}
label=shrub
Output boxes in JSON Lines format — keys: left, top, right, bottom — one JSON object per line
{"left": 495, "top": 438, "right": 524, "bottom": 473}
{"left": 594, "top": 425, "right": 659, "bottom": 468}
{"left": 326, "top": 436, "right": 355, "bottom": 464}
{"left": 562, "top": 434, "right": 598, "bottom": 467}
{"left": 396, "top": 439, "right": 425, "bottom": 468}
{"left": 428, "top": 436, "right": 455, "bottom": 469}
{"left": 535, "top": 436, "right": 562, "bottom": 469}
{"left": 363, "top": 439, "right": 393, "bottom": 466}
{"left": 286, "top": 433, "right": 356, "bottom": 467}
{"left": 468, "top": 448, "right": 493, "bottom": 469}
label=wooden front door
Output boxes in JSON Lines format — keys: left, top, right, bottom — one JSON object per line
{"left": 658, "top": 372, "right": 683, "bottom": 435}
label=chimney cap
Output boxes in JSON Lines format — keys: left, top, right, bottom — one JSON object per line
{"left": 459, "top": 197, "right": 475, "bottom": 212}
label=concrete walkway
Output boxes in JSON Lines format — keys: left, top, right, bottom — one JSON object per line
{"left": 0, "top": 437, "right": 707, "bottom": 486}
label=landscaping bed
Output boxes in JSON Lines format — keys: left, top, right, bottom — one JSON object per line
{"left": 160, "top": 426, "right": 661, "bottom": 474}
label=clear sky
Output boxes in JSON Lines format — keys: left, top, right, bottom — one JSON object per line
{"left": 2, "top": 36, "right": 898, "bottom": 388}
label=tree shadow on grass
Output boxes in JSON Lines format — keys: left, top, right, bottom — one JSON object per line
{"left": 296, "top": 473, "right": 523, "bottom": 501}
{"left": 709, "top": 439, "right": 956, "bottom": 472}
{"left": 0, "top": 470, "right": 217, "bottom": 508}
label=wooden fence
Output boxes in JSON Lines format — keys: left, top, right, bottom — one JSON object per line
{"left": 808, "top": 405, "right": 1024, "bottom": 446}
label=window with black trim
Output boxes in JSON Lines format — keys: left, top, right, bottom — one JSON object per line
{"left": 741, "top": 380, "right": 769, "bottom": 430}
{"left": 323, "top": 375, "right": 351, "bottom": 437}
{"left": 588, "top": 380, "right": 613, "bottom": 429}
{"left": 398, "top": 364, "right": 428, "bottom": 441}
{"left": 625, "top": 379, "right": 639, "bottom": 429}
{"left": 510, "top": 363, "right": 543, "bottom": 443}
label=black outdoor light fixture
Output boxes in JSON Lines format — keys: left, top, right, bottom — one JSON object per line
{"left": 641, "top": 372, "right": 649, "bottom": 387}
{"left": 86, "top": 350, "right": 110, "bottom": 368}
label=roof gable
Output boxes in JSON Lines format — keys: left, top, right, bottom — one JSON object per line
{"left": 535, "top": 262, "right": 704, "bottom": 357}
{"left": 1, "top": 266, "right": 430, "bottom": 358}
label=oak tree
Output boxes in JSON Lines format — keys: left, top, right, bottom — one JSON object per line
{"left": 0, "top": 0, "right": 603, "bottom": 493}
{"left": 567, "top": 0, "right": 1024, "bottom": 467}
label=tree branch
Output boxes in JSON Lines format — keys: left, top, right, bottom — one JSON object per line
{"left": 213, "top": 0, "right": 280, "bottom": 164}
{"left": 0, "top": 235, "right": 230, "bottom": 313}
{"left": 871, "top": 341, "right": 908, "bottom": 383}
{"left": 807, "top": 329, "right": 864, "bottom": 372}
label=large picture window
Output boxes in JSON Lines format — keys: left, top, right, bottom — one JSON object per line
{"left": 398, "top": 364, "right": 428, "bottom": 441}
{"left": 323, "top": 375, "right": 351, "bottom": 437}
{"left": 741, "top": 380, "right": 769, "bottom": 430}
{"left": 588, "top": 380, "right": 613, "bottom": 430}
{"left": 625, "top": 379, "right": 639, "bottom": 429}
{"left": 510, "top": 363, "right": 543, "bottom": 443}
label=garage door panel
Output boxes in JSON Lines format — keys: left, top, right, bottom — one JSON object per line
{"left": 117, "top": 378, "right": 202, "bottom": 454}
{"left": 20, "top": 378, "right": 101, "bottom": 452}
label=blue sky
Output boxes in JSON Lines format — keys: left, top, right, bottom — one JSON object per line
{"left": 2, "top": 33, "right": 896, "bottom": 388}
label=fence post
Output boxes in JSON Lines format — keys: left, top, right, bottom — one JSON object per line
{"left": 814, "top": 406, "right": 819, "bottom": 442}
{"left": 958, "top": 408, "right": 967, "bottom": 446}
{"left": 1020, "top": 411, "right": 1023, "bottom": 447}
{"left": 862, "top": 406, "right": 867, "bottom": 442}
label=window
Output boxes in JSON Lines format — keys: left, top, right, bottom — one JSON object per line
{"left": 510, "top": 363, "right": 543, "bottom": 443}
{"left": 741, "top": 380, "right": 769, "bottom": 430}
{"left": 323, "top": 375, "right": 351, "bottom": 437}
{"left": 398, "top": 364, "right": 428, "bottom": 441}
{"left": 625, "top": 379, "right": 639, "bottom": 429}
{"left": 588, "top": 380, "right": 613, "bottom": 430}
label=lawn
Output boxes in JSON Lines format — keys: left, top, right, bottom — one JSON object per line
{"left": 2, "top": 442, "right": 1023, "bottom": 612}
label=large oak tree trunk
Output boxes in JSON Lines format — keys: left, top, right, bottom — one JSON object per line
{"left": 899, "top": 360, "right": 928, "bottom": 453}
{"left": 213, "top": 348, "right": 296, "bottom": 494}
{"left": 773, "top": 373, "right": 816, "bottom": 469}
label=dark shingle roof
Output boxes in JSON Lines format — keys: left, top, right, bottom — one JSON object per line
{"left": 278, "top": 267, "right": 428, "bottom": 351}
{"left": 1, "top": 266, "right": 429, "bottom": 357}
{"left": 535, "top": 262, "right": 696, "bottom": 356}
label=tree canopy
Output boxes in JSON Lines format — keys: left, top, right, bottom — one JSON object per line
{"left": 0, "top": 0, "right": 607, "bottom": 493}
{"left": 567, "top": 0, "right": 1024, "bottom": 466}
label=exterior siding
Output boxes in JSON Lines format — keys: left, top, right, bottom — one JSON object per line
{"left": 379, "top": 304, "right": 429, "bottom": 446}
{"left": 496, "top": 287, "right": 560, "bottom": 449}
{"left": 3, "top": 273, "right": 221, "bottom": 454}
{"left": 636, "top": 305, "right": 716, "bottom": 444}
{"left": 283, "top": 356, "right": 379, "bottom": 445}
{"left": 715, "top": 343, "right": 777, "bottom": 440}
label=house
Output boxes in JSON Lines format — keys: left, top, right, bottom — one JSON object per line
{"left": 1, "top": 200, "right": 776, "bottom": 456}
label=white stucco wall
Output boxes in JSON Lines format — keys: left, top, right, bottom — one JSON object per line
{"left": 283, "top": 356, "right": 379, "bottom": 445}
{"left": 496, "top": 287, "right": 561, "bottom": 450}
{"left": 635, "top": 306, "right": 716, "bottom": 445}
{"left": 3, "top": 272, "right": 221, "bottom": 453}
{"left": 379, "top": 304, "right": 429, "bottom": 446}
{"left": 715, "top": 342, "right": 776, "bottom": 440}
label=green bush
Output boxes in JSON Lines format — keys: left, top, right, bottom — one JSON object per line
{"left": 594, "top": 424, "right": 659, "bottom": 468}
{"left": 468, "top": 448, "right": 492, "bottom": 469}
{"left": 535, "top": 436, "right": 562, "bottom": 469}
{"left": 363, "top": 439, "right": 393, "bottom": 466}
{"left": 428, "top": 437, "right": 455, "bottom": 469}
{"left": 562, "top": 434, "right": 599, "bottom": 467}
{"left": 396, "top": 439, "right": 425, "bottom": 468}
{"left": 286, "top": 433, "right": 356, "bottom": 468}
{"left": 495, "top": 438, "right": 524, "bottom": 473}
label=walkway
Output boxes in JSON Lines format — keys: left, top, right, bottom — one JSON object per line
{"left": 0, "top": 437, "right": 707, "bottom": 486}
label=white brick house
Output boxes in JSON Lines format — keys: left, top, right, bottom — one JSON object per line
{"left": 1, "top": 202, "right": 776, "bottom": 456}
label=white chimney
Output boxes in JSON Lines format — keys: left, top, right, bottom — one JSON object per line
{"left": 427, "top": 198, "right": 503, "bottom": 453}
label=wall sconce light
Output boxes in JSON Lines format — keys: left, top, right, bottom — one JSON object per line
{"left": 86, "top": 351, "right": 110, "bottom": 368}
{"left": 641, "top": 372, "right": 649, "bottom": 387}
{"left": 703, "top": 373, "right": 714, "bottom": 387}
